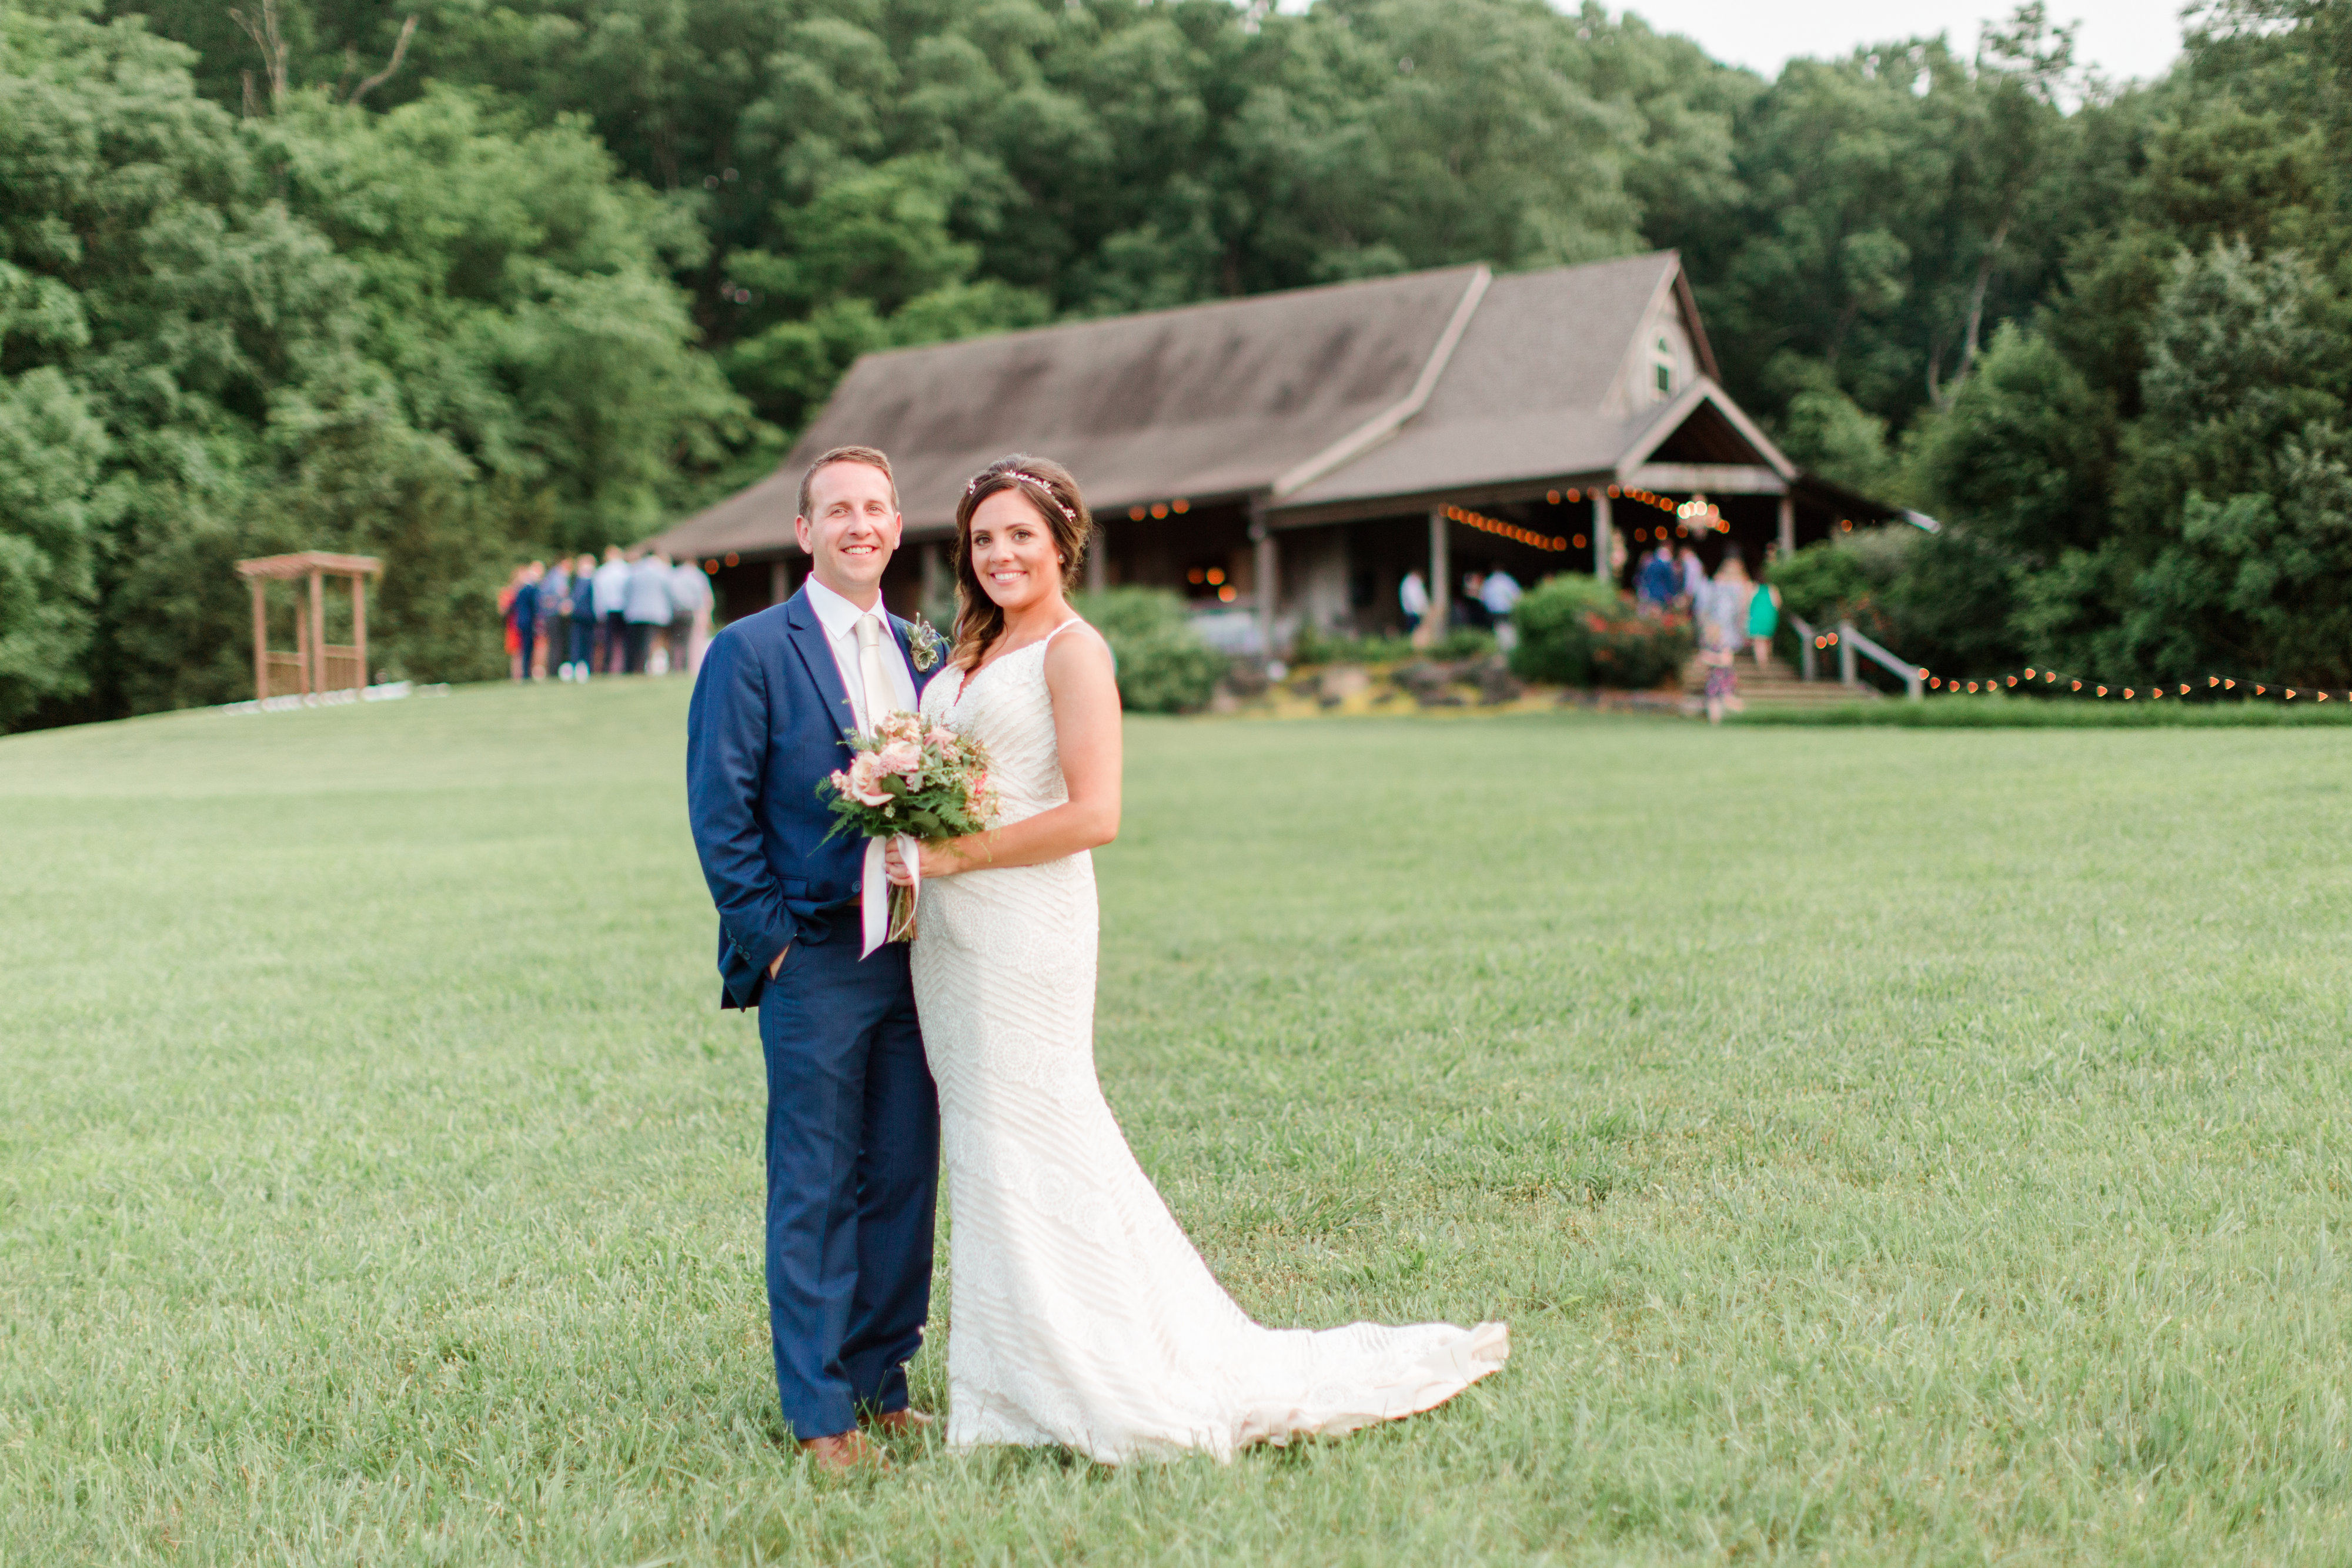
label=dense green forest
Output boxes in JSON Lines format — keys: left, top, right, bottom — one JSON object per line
{"left": 1, "top": 0, "right": 2343, "bottom": 727}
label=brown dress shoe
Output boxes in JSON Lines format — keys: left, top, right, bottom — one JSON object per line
{"left": 799, "top": 1429, "right": 888, "bottom": 1474}
{"left": 863, "top": 1407, "right": 934, "bottom": 1436}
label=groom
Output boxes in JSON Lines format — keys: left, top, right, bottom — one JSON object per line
{"left": 685, "top": 444, "right": 940, "bottom": 1472}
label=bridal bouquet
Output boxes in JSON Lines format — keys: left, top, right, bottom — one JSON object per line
{"left": 819, "top": 711, "right": 998, "bottom": 949}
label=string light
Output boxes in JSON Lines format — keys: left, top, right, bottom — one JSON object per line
{"left": 1893, "top": 660, "right": 2352, "bottom": 707}
{"left": 1441, "top": 503, "right": 1567, "bottom": 552}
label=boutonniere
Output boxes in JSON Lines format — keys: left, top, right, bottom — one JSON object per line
{"left": 907, "top": 616, "right": 943, "bottom": 673}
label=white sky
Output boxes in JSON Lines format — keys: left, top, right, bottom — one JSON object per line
{"left": 1272, "top": 1, "right": 2190, "bottom": 86}
{"left": 1606, "top": 0, "right": 2188, "bottom": 84}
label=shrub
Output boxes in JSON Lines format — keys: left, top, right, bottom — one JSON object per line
{"left": 1292, "top": 624, "right": 1495, "bottom": 664}
{"left": 1073, "top": 589, "right": 1225, "bottom": 713}
{"left": 1508, "top": 576, "right": 1693, "bottom": 689}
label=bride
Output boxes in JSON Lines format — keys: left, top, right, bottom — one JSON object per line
{"left": 884, "top": 454, "right": 1506, "bottom": 1463}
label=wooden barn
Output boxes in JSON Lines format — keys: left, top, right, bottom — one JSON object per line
{"left": 647, "top": 250, "right": 1889, "bottom": 651}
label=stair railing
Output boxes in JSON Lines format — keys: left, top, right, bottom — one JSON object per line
{"left": 1838, "top": 620, "right": 1925, "bottom": 700}
{"left": 1788, "top": 614, "right": 1819, "bottom": 683}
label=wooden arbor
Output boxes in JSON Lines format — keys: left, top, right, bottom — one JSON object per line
{"left": 233, "top": 552, "right": 383, "bottom": 701}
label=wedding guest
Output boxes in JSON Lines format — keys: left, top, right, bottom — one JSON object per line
{"left": 542, "top": 556, "right": 573, "bottom": 679}
{"left": 507, "top": 562, "right": 543, "bottom": 682}
{"left": 1748, "top": 567, "right": 1783, "bottom": 667}
{"left": 1698, "top": 554, "right": 1752, "bottom": 725}
{"left": 1456, "top": 571, "right": 1489, "bottom": 629}
{"left": 529, "top": 560, "right": 553, "bottom": 679}
{"left": 1635, "top": 544, "right": 1678, "bottom": 612}
{"left": 1676, "top": 540, "right": 1706, "bottom": 609}
{"left": 623, "top": 549, "right": 674, "bottom": 674}
{"left": 567, "top": 554, "right": 600, "bottom": 679}
{"left": 1399, "top": 569, "right": 1430, "bottom": 634}
{"left": 592, "top": 545, "right": 631, "bottom": 673}
{"left": 1481, "top": 568, "right": 1524, "bottom": 652}
{"left": 669, "top": 554, "right": 716, "bottom": 676}
{"left": 498, "top": 566, "right": 523, "bottom": 678}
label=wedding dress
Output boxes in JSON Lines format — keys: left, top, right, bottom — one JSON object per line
{"left": 911, "top": 620, "right": 1507, "bottom": 1463}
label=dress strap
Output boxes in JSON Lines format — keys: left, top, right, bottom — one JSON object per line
{"left": 1039, "top": 616, "right": 1090, "bottom": 650}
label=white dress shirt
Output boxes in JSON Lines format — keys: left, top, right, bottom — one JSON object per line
{"left": 803, "top": 574, "right": 917, "bottom": 731}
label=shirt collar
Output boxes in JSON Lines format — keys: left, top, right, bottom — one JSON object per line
{"left": 803, "top": 574, "right": 885, "bottom": 640}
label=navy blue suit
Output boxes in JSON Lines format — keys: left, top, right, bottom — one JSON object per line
{"left": 686, "top": 587, "right": 938, "bottom": 1439}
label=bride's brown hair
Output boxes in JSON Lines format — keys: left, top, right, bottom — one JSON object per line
{"left": 951, "top": 454, "right": 1093, "bottom": 671}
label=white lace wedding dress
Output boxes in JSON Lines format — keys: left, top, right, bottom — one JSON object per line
{"left": 911, "top": 620, "right": 1508, "bottom": 1463}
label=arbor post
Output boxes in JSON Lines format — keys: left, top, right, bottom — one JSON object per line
{"left": 351, "top": 569, "right": 369, "bottom": 689}
{"left": 1592, "top": 492, "right": 1613, "bottom": 583}
{"left": 308, "top": 569, "right": 328, "bottom": 696}
{"left": 293, "top": 593, "right": 311, "bottom": 696}
{"left": 250, "top": 576, "right": 270, "bottom": 700}
{"left": 1778, "top": 492, "right": 1795, "bottom": 559}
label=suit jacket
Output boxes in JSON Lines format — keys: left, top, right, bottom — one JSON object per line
{"left": 686, "top": 587, "right": 935, "bottom": 1011}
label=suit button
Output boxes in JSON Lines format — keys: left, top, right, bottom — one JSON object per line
{"left": 850, "top": 880, "right": 861, "bottom": 893}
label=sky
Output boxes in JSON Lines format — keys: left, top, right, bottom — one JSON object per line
{"left": 1606, "top": 0, "right": 2190, "bottom": 84}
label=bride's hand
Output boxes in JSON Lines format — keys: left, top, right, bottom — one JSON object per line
{"left": 886, "top": 838, "right": 963, "bottom": 885}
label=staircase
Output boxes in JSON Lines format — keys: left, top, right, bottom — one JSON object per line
{"left": 1681, "top": 654, "right": 1880, "bottom": 711}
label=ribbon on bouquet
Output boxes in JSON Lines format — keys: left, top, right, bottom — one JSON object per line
{"left": 859, "top": 833, "right": 920, "bottom": 959}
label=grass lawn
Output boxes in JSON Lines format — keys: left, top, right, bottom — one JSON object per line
{"left": 4, "top": 681, "right": 2350, "bottom": 1566}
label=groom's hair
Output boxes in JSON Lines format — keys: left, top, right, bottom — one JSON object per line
{"left": 797, "top": 445, "right": 898, "bottom": 520}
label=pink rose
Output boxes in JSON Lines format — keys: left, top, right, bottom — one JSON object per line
{"left": 875, "top": 740, "right": 921, "bottom": 777}
{"left": 926, "top": 726, "right": 958, "bottom": 749}
{"left": 876, "top": 711, "right": 921, "bottom": 745}
{"left": 846, "top": 751, "right": 893, "bottom": 806}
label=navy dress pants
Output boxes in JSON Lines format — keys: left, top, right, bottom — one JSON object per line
{"left": 757, "top": 907, "right": 938, "bottom": 1439}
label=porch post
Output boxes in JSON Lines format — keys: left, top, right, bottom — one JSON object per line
{"left": 921, "top": 540, "right": 948, "bottom": 610}
{"left": 769, "top": 557, "right": 791, "bottom": 609}
{"left": 1251, "top": 505, "right": 1277, "bottom": 661}
{"left": 1085, "top": 531, "right": 1107, "bottom": 593}
{"left": 1777, "top": 492, "right": 1795, "bottom": 559}
{"left": 1592, "top": 492, "right": 1613, "bottom": 583}
{"left": 249, "top": 576, "right": 269, "bottom": 700}
{"left": 1426, "top": 510, "right": 1451, "bottom": 636}
{"left": 351, "top": 570, "right": 368, "bottom": 691}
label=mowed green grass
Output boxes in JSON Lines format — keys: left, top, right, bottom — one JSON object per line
{"left": 4, "top": 681, "right": 2350, "bottom": 1567}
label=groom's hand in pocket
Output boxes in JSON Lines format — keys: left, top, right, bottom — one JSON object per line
{"left": 769, "top": 944, "right": 790, "bottom": 979}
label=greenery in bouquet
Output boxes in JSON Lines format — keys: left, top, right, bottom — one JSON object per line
{"left": 818, "top": 712, "right": 998, "bottom": 940}
{"left": 820, "top": 712, "right": 998, "bottom": 844}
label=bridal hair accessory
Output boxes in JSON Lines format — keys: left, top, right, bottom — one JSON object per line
{"left": 819, "top": 711, "right": 1000, "bottom": 957}
{"left": 968, "top": 469, "right": 1077, "bottom": 521}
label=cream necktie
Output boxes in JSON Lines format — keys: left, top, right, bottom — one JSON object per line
{"left": 854, "top": 612, "right": 894, "bottom": 733}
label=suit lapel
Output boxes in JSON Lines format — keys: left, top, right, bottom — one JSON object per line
{"left": 888, "top": 615, "right": 934, "bottom": 697}
{"left": 781, "top": 590, "right": 858, "bottom": 744}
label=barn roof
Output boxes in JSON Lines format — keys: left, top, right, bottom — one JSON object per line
{"left": 1275, "top": 255, "right": 1719, "bottom": 512}
{"left": 647, "top": 249, "right": 1789, "bottom": 557}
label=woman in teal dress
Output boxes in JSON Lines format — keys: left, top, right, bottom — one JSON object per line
{"left": 1748, "top": 573, "right": 1782, "bottom": 666}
